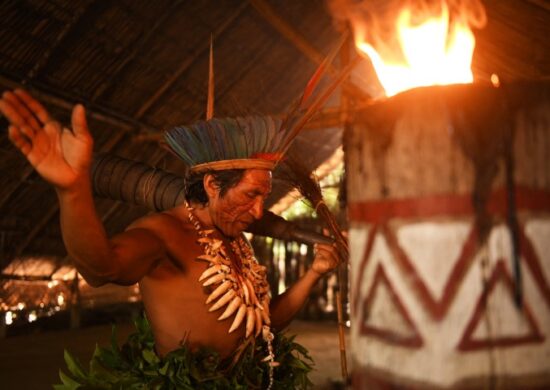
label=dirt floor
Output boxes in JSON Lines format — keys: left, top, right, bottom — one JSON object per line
{"left": 0, "top": 320, "right": 350, "bottom": 389}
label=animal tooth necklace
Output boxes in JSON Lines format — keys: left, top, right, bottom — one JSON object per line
{"left": 186, "top": 203, "right": 277, "bottom": 389}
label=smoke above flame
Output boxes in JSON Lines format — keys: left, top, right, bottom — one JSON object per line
{"left": 328, "top": 0, "right": 487, "bottom": 96}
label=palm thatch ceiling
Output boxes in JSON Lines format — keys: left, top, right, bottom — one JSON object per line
{"left": 1, "top": 0, "right": 549, "bottom": 277}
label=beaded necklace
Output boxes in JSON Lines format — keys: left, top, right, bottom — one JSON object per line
{"left": 186, "top": 203, "right": 277, "bottom": 388}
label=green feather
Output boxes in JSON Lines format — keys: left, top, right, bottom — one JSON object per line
{"left": 236, "top": 117, "right": 253, "bottom": 157}
{"left": 218, "top": 118, "right": 238, "bottom": 160}
{"left": 223, "top": 118, "right": 245, "bottom": 159}
{"left": 255, "top": 116, "right": 269, "bottom": 152}
{"left": 193, "top": 121, "right": 217, "bottom": 162}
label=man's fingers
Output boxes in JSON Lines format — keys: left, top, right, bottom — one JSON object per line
{"left": 0, "top": 97, "right": 27, "bottom": 128}
{"left": 314, "top": 245, "right": 335, "bottom": 260}
{"left": 3, "top": 91, "right": 43, "bottom": 131}
{"left": 14, "top": 89, "right": 52, "bottom": 125}
{"left": 71, "top": 104, "right": 89, "bottom": 137}
{"left": 315, "top": 242, "right": 334, "bottom": 252}
{"left": 43, "top": 120, "right": 62, "bottom": 138}
{"left": 8, "top": 125, "right": 32, "bottom": 156}
{"left": 19, "top": 124, "right": 36, "bottom": 140}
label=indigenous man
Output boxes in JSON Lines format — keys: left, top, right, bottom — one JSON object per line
{"left": 0, "top": 89, "right": 340, "bottom": 388}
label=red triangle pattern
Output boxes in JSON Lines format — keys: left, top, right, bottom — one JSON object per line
{"left": 458, "top": 260, "right": 544, "bottom": 351}
{"left": 359, "top": 264, "right": 423, "bottom": 348}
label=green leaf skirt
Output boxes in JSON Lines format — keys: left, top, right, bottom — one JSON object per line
{"left": 55, "top": 316, "right": 314, "bottom": 389}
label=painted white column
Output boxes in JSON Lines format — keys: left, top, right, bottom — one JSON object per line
{"left": 346, "top": 84, "right": 550, "bottom": 388}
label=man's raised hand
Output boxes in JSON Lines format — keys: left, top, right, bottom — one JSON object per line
{"left": 0, "top": 89, "right": 93, "bottom": 190}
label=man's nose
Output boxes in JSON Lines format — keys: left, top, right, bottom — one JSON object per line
{"left": 250, "top": 198, "right": 264, "bottom": 220}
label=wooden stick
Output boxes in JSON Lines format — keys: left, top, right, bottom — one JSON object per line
{"left": 336, "top": 290, "right": 348, "bottom": 380}
{"left": 335, "top": 36, "right": 351, "bottom": 383}
{"left": 280, "top": 155, "right": 349, "bottom": 382}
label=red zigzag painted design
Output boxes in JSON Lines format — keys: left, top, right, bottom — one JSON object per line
{"left": 351, "top": 187, "right": 550, "bottom": 322}
{"left": 352, "top": 222, "right": 550, "bottom": 322}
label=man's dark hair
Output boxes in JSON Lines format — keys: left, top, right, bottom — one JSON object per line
{"left": 184, "top": 169, "right": 245, "bottom": 205}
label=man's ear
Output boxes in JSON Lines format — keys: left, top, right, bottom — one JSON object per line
{"left": 203, "top": 174, "right": 219, "bottom": 200}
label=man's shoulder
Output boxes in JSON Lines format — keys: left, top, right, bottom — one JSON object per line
{"left": 126, "top": 207, "right": 193, "bottom": 236}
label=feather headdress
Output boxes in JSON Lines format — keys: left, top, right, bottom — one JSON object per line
{"left": 164, "top": 116, "right": 286, "bottom": 173}
{"left": 164, "top": 35, "right": 354, "bottom": 173}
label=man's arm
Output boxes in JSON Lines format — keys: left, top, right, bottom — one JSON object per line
{"left": 57, "top": 181, "right": 166, "bottom": 286}
{"left": 1, "top": 89, "right": 165, "bottom": 287}
{"left": 269, "top": 243, "right": 340, "bottom": 331}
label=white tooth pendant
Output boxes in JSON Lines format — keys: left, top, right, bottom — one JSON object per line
{"left": 202, "top": 272, "right": 226, "bottom": 287}
{"left": 245, "top": 306, "right": 255, "bottom": 338}
{"left": 209, "top": 288, "right": 236, "bottom": 312}
{"left": 254, "top": 307, "right": 263, "bottom": 337}
{"left": 196, "top": 254, "right": 218, "bottom": 263}
{"left": 206, "top": 280, "right": 232, "bottom": 304}
{"left": 218, "top": 296, "right": 242, "bottom": 320}
{"left": 199, "top": 264, "right": 230, "bottom": 282}
{"left": 199, "top": 265, "right": 221, "bottom": 282}
{"left": 261, "top": 297, "right": 271, "bottom": 325}
{"left": 229, "top": 304, "right": 247, "bottom": 333}
{"left": 238, "top": 275, "right": 250, "bottom": 305}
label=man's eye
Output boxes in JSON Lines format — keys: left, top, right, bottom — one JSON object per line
{"left": 246, "top": 192, "right": 255, "bottom": 199}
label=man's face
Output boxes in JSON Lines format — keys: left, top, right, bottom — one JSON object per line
{"left": 208, "top": 169, "right": 272, "bottom": 237}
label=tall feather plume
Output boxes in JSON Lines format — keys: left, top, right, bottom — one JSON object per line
{"left": 278, "top": 55, "right": 360, "bottom": 158}
{"left": 277, "top": 34, "right": 347, "bottom": 153}
{"left": 206, "top": 34, "right": 214, "bottom": 120}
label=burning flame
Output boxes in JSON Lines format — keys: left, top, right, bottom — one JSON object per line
{"left": 353, "top": 2, "right": 482, "bottom": 97}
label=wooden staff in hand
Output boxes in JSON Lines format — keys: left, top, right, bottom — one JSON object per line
{"left": 281, "top": 156, "right": 349, "bottom": 382}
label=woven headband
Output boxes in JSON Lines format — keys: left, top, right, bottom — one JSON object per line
{"left": 189, "top": 158, "right": 276, "bottom": 173}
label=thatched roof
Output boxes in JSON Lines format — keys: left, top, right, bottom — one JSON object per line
{"left": 1, "top": 0, "right": 549, "bottom": 278}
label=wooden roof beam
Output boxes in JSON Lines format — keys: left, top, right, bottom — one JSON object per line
{"left": 134, "top": 2, "right": 249, "bottom": 118}
{"left": 24, "top": 1, "right": 99, "bottom": 83}
{"left": 91, "top": 1, "right": 185, "bottom": 101}
{"left": 24, "top": 0, "right": 110, "bottom": 84}
{"left": 249, "top": 0, "right": 371, "bottom": 102}
{"left": 526, "top": 0, "right": 550, "bottom": 13}
{"left": 0, "top": 74, "right": 155, "bottom": 132}
{"left": 249, "top": 0, "right": 324, "bottom": 64}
